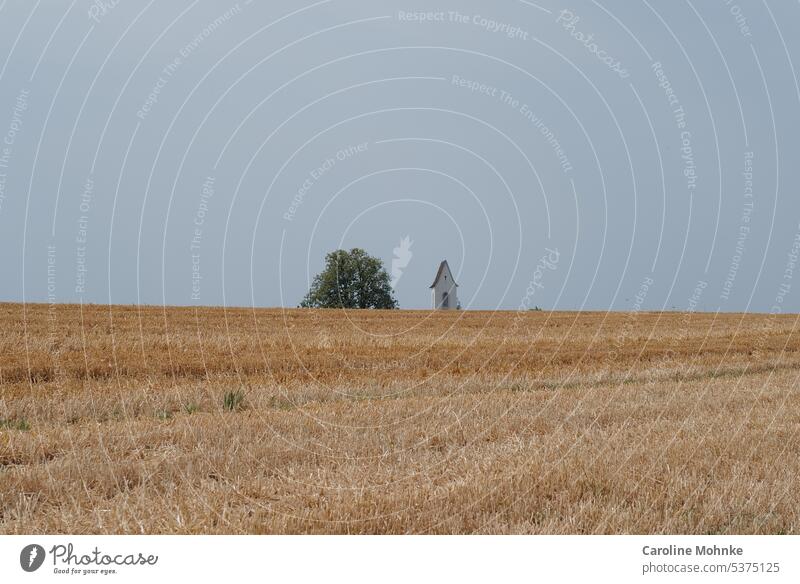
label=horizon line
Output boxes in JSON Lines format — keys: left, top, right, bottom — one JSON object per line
{"left": 1, "top": 300, "right": 796, "bottom": 317}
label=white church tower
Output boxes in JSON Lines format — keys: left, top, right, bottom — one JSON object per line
{"left": 430, "top": 260, "right": 459, "bottom": 310}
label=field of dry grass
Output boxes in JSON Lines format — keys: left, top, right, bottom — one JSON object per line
{"left": 1, "top": 302, "right": 799, "bottom": 534}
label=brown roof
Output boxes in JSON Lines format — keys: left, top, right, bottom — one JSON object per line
{"left": 429, "top": 260, "right": 458, "bottom": 288}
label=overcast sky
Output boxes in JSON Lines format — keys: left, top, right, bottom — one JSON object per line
{"left": 0, "top": 0, "right": 798, "bottom": 311}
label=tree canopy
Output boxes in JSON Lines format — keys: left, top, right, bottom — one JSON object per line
{"left": 300, "top": 248, "right": 398, "bottom": 309}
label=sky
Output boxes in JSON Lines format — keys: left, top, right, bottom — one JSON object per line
{"left": 0, "top": 0, "right": 798, "bottom": 312}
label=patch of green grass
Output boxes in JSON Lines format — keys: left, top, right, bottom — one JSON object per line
{"left": 0, "top": 417, "right": 30, "bottom": 431}
{"left": 223, "top": 390, "right": 245, "bottom": 412}
{"left": 183, "top": 403, "right": 199, "bottom": 415}
{"left": 156, "top": 410, "right": 172, "bottom": 421}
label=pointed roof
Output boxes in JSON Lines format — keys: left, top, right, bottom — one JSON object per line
{"left": 429, "top": 260, "right": 458, "bottom": 288}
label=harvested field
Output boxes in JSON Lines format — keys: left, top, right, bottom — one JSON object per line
{"left": 1, "top": 303, "right": 799, "bottom": 534}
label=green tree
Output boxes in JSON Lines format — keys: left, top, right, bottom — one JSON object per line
{"left": 300, "top": 248, "right": 398, "bottom": 309}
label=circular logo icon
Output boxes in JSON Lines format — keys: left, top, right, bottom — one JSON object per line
{"left": 20, "top": 544, "right": 46, "bottom": 572}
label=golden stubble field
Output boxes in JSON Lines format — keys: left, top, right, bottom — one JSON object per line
{"left": 1, "top": 303, "right": 799, "bottom": 534}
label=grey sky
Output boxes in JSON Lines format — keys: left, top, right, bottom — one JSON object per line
{"left": 0, "top": 0, "right": 798, "bottom": 311}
